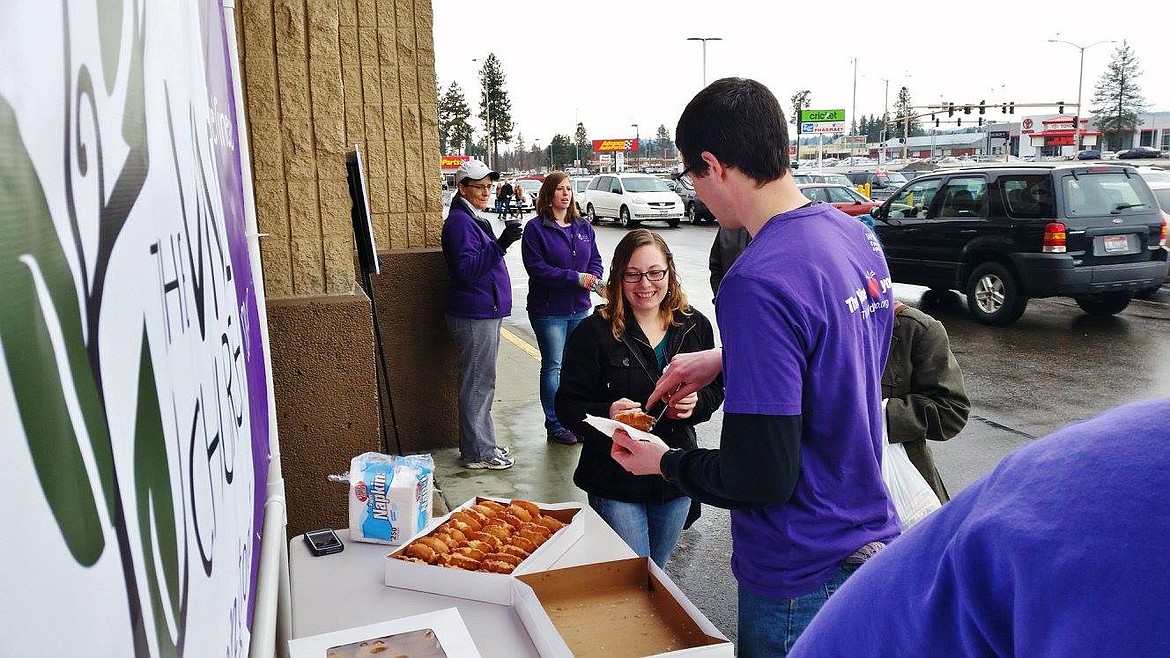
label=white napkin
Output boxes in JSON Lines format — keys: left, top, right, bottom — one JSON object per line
{"left": 584, "top": 414, "right": 670, "bottom": 447}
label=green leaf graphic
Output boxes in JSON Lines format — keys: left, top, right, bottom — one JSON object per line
{"left": 0, "top": 95, "right": 110, "bottom": 565}
{"left": 96, "top": 0, "right": 124, "bottom": 94}
{"left": 134, "top": 327, "right": 181, "bottom": 656}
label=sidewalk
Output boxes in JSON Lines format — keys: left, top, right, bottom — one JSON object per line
{"left": 430, "top": 327, "right": 586, "bottom": 514}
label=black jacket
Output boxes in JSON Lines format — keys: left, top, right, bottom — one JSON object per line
{"left": 556, "top": 307, "right": 724, "bottom": 504}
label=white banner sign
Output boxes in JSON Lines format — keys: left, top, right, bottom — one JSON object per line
{"left": 0, "top": 1, "right": 270, "bottom": 656}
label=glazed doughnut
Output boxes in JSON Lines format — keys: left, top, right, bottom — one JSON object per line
{"left": 439, "top": 552, "right": 481, "bottom": 570}
{"left": 511, "top": 534, "right": 537, "bottom": 554}
{"left": 481, "top": 523, "right": 512, "bottom": 541}
{"left": 510, "top": 499, "right": 543, "bottom": 520}
{"left": 482, "top": 552, "right": 523, "bottom": 567}
{"left": 501, "top": 544, "right": 530, "bottom": 560}
{"left": 394, "top": 554, "right": 429, "bottom": 564}
{"left": 505, "top": 504, "right": 532, "bottom": 523}
{"left": 536, "top": 515, "right": 565, "bottom": 532}
{"left": 465, "top": 507, "right": 489, "bottom": 525}
{"left": 403, "top": 542, "right": 437, "bottom": 563}
{"left": 453, "top": 546, "right": 485, "bottom": 561}
{"left": 478, "top": 500, "right": 506, "bottom": 513}
{"left": 472, "top": 504, "right": 497, "bottom": 518}
{"left": 520, "top": 521, "right": 551, "bottom": 539}
{"left": 442, "top": 527, "right": 467, "bottom": 545}
{"left": 449, "top": 511, "right": 481, "bottom": 532}
{"left": 464, "top": 539, "right": 494, "bottom": 554}
{"left": 480, "top": 559, "right": 516, "bottom": 574}
{"left": 431, "top": 532, "right": 459, "bottom": 549}
{"left": 497, "top": 511, "right": 525, "bottom": 530}
{"left": 469, "top": 531, "right": 503, "bottom": 551}
{"left": 519, "top": 528, "right": 548, "bottom": 547}
{"left": 416, "top": 536, "right": 450, "bottom": 555}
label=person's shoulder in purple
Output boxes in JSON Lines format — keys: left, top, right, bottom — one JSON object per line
{"left": 520, "top": 174, "right": 603, "bottom": 316}
{"left": 791, "top": 398, "right": 1170, "bottom": 657}
{"left": 719, "top": 201, "right": 897, "bottom": 597}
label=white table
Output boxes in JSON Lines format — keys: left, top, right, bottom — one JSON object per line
{"left": 288, "top": 506, "right": 635, "bottom": 657}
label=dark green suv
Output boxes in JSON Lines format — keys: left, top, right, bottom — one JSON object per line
{"left": 870, "top": 163, "right": 1169, "bottom": 326}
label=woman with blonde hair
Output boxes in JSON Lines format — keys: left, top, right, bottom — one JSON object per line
{"left": 555, "top": 229, "right": 724, "bottom": 567}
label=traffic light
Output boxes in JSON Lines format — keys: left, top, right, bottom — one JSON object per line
{"left": 935, "top": 118, "right": 940, "bottom": 128}
{"left": 1009, "top": 102, "right": 1015, "bottom": 114}
{"left": 1001, "top": 103, "right": 1008, "bottom": 114}
{"left": 964, "top": 105, "right": 972, "bottom": 115}
{"left": 948, "top": 102, "right": 955, "bottom": 117}
{"left": 1058, "top": 101, "right": 1065, "bottom": 113}
{"left": 979, "top": 101, "right": 986, "bottom": 114}
{"left": 957, "top": 118, "right": 962, "bottom": 127}
{"left": 978, "top": 117, "right": 984, "bottom": 127}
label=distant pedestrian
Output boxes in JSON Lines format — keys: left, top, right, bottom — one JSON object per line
{"left": 441, "top": 160, "right": 522, "bottom": 470}
{"left": 521, "top": 172, "right": 603, "bottom": 445}
{"left": 497, "top": 179, "right": 514, "bottom": 217}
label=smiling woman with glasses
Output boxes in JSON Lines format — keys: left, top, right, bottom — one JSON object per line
{"left": 554, "top": 228, "right": 724, "bottom": 568}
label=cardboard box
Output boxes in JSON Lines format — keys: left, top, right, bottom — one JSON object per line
{"left": 288, "top": 607, "right": 481, "bottom": 657}
{"left": 384, "top": 497, "right": 584, "bottom": 605}
{"left": 513, "top": 557, "right": 733, "bottom": 657}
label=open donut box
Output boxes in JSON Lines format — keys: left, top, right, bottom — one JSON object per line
{"left": 384, "top": 496, "right": 585, "bottom": 604}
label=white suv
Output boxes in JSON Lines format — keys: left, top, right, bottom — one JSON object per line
{"left": 583, "top": 173, "right": 684, "bottom": 228}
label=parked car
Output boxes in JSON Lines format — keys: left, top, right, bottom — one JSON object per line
{"left": 869, "top": 163, "right": 1168, "bottom": 326}
{"left": 666, "top": 177, "right": 716, "bottom": 224}
{"left": 583, "top": 173, "right": 684, "bottom": 228}
{"left": 797, "top": 184, "right": 879, "bottom": 217}
{"left": 1136, "top": 179, "right": 1170, "bottom": 298}
{"left": 513, "top": 178, "right": 543, "bottom": 212}
{"left": 1132, "top": 166, "right": 1170, "bottom": 184}
{"left": 1076, "top": 149, "right": 1102, "bottom": 160}
{"left": 793, "top": 170, "right": 853, "bottom": 187}
{"left": 571, "top": 176, "right": 593, "bottom": 215}
{"left": 844, "top": 168, "right": 909, "bottom": 201}
{"left": 1117, "top": 146, "right": 1164, "bottom": 160}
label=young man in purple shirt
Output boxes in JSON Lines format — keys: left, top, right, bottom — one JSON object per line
{"left": 610, "top": 78, "right": 899, "bottom": 656}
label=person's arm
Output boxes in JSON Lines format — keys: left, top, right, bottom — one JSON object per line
{"left": 521, "top": 226, "right": 579, "bottom": 288}
{"left": 646, "top": 348, "right": 723, "bottom": 410}
{"left": 555, "top": 321, "right": 613, "bottom": 441}
{"left": 586, "top": 225, "right": 604, "bottom": 278}
{"left": 886, "top": 316, "right": 970, "bottom": 443}
{"left": 444, "top": 216, "right": 506, "bottom": 284}
{"left": 676, "top": 314, "right": 724, "bottom": 425}
{"left": 612, "top": 412, "right": 801, "bottom": 509}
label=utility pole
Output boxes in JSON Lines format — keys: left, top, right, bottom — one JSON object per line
{"left": 850, "top": 58, "right": 858, "bottom": 160}
{"left": 472, "top": 57, "right": 492, "bottom": 170}
{"left": 1048, "top": 37, "right": 1116, "bottom": 152}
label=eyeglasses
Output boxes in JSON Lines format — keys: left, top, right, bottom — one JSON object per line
{"left": 677, "top": 163, "right": 696, "bottom": 184}
{"left": 464, "top": 183, "right": 493, "bottom": 192}
{"left": 622, "top": 269, "right": 668, "bottom": 283}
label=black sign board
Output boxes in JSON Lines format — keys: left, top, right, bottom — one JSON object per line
{"left": 346, "top": 145, "right": 380, "bottom": 276}
{"left": 989, "top": 131, "right": 1010, "bottom": 140}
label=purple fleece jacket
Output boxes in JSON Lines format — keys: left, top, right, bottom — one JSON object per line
{"left": 520, "top": 215, "right": 603, "bottom": 316}
{"left": 441, "top": 196, "right": 511, "bottom": 319}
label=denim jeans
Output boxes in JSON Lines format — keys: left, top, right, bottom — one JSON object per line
{"left": 588, "top": 494, "right": 690, "bottom": 569}
{"left": 736, "top": 563, "right": 860, "bottom": 657}
{"left": 529, "top": 309, "right": 589, "bottom": 433}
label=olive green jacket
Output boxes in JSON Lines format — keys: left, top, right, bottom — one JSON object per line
{"left": 882, "top": 304, "right": 970, "bottom": 502}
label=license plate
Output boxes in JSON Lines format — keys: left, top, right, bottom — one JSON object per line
{"left": 1103, "top": 235, "right": 1129, "bottom": 253}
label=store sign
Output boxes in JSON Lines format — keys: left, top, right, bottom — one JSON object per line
{"left": 1, "top": 1, "right": 269, "bottom": 655}
{"left": 1021, "top": 117, "right": 1036, "bottom": 134}
{"left": 440, "top": 155, "right": 470, "bottom": 169}
{"left": 1047, "top": 135, "right": 1075, "bottom": 146}
{"left": 990, "top": 131, "right": 1010, "bottom": 140}
{"left": 592, "top": 138, "right": 639, "bottom": 152}
{"left": 800, "top": 108, "right": 846, "bottom": 123}
{"left": 801, "top": 121, "right": 846, "bottom": 134}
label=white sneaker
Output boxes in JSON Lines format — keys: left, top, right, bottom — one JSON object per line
{"left": 461, "top": 454, "right": 515, "bottom": 470}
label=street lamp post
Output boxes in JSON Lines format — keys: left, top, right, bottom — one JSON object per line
{"left": 631, "top": 123, "right": 639, "bottom": 169}
{"left": 686, "top": 37, "right": 722, "bottom": 87}
{"left": 879, "top": 77, "right": 890, "bottom": 165}
{"left": 1048, "top": 37, "right": 1116, "bottom": 152}
{"left": 472, "top": 57, "right": 492, "bottom": 169}
{"left": 534, "top": 139, "right": 540, "bottom": 173}
{"left": 850, "top": 57, "right": 858, "bottom": 160}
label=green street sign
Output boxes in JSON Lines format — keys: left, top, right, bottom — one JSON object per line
{"left": 800, "top": 108, "right": 846, "bottom": 123}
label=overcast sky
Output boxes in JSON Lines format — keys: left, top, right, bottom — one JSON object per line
{"left": 432, "top": 0, "right": 1170, "bottom": 151}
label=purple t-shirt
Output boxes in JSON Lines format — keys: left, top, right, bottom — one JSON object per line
{"left": 717, "top": 202, "right": 899, "bottom": 598}
{"left": 791, "top": 399, "right": 1170, "bottom": 656}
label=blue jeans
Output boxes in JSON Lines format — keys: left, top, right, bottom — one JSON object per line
{"left": 529, "top": 309, "right": 589, "bottom": 433}
{"left": 737, "top": 564, "right": 859, "bottom": 657}
{"left": 588, "top": 494, "right": 690, "bottom": 568}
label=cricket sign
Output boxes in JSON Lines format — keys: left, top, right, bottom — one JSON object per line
{"left": 593, "top": 138, "right": 640, "bottom": 152}
{"left": 798, "top": 109, "right": 847, "bottom": 135}
{"left": 800, "top": 109, "right": 846, "bottom": 123}
{"left": 1, "top": 1, "right": 270, "bottom": 655}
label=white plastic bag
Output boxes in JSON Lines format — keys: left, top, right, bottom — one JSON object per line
{"left": 347, "top": 452, "right": 434, "bottom": 545}
{"left": 880, "top": 402, "right": 942, "bottom": 531}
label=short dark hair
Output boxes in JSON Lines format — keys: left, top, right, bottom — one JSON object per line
{"left": 675, "top": 77, "right": 790, "bottom": 185}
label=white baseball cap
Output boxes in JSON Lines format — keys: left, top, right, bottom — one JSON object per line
{"left": 456, "top": 159, "right": 500, "bottom": 184}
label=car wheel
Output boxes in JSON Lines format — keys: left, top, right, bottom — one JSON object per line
{"left": 1074, "top": 292, "right": 1132, "bottom": 316}
{"left": 965, "top": 262, "right": 1027, "bottom": 326}
{"left": 587, "top": 204, "right": 598, "bottom": 225}
{"left": 618, "top": 205, "right": 633, "bottom": 228}
{"left": 667, "top": 218, "right": 680, "bottom": 228}
{"left": 686, "top": 202, "right": 696, "bottom": 224}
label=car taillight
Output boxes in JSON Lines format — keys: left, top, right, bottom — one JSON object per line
{"left": 1042, "top": 222, "right": 1067, "bottom": 253}
{"left": 1160, "top": 211, "right": 1168, "bottom": 247}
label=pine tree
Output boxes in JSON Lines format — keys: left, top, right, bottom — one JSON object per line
{"left": 791, "top": 90, "right": 811, "bottom": 159}
{"left": 892, "top": 87, "right": 922, "bottom": 142}
{"left": 1089, "top": 40, "right": 1148, "bottom": 150}
{"left": 476, "top": 54, "right": 514, "bottom": 167}
{"left": 550, "top": 134, "right": 573, "bottom": 170}
{"left": 437, "top": 82, "right": 473, "bottom": 154}
{"left": 655, "top": 124, "right": 673, "bottom": 161}
{"left": 574, "top": 122, "right": 590, "bottom": 166}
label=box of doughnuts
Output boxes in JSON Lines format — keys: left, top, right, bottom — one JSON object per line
{"left": 385, "top": 497, "right": 583, "bottom": 604}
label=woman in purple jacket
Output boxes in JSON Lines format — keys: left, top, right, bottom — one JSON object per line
{"left": 441, "top": 160, "right": 523, "bottom": 469}
{"left": 521, "top": 172, "right": 604, "bottom": 445}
